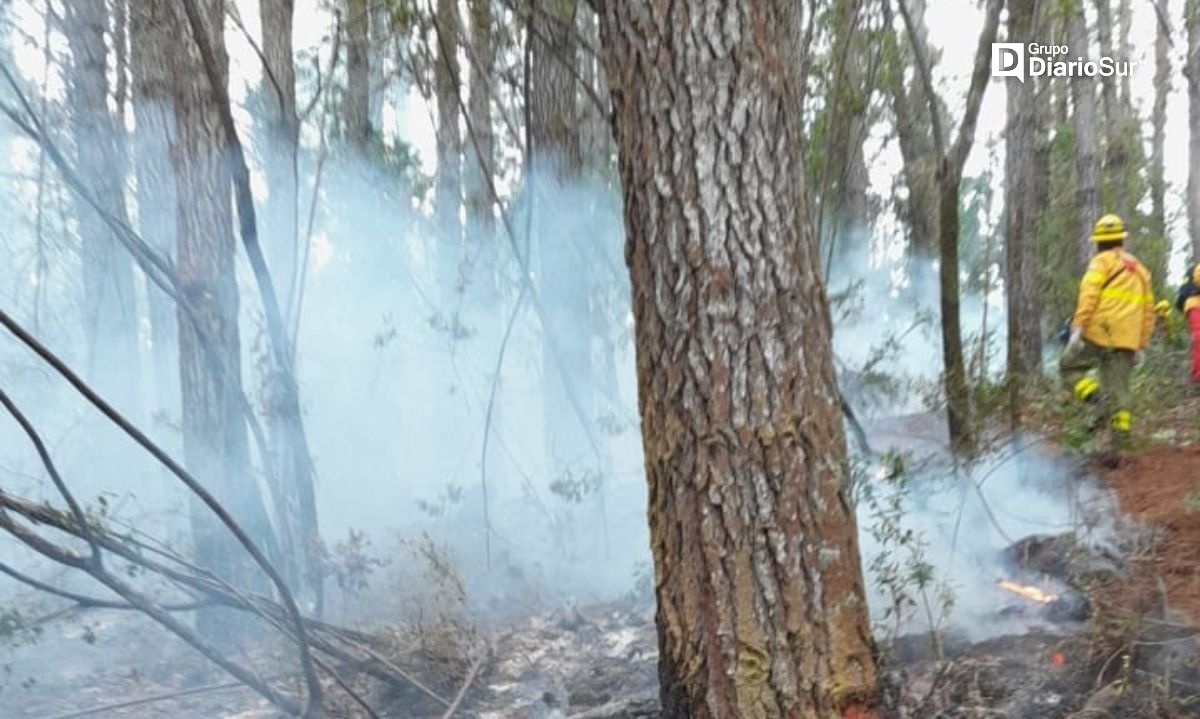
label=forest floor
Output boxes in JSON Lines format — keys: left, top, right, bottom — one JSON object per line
{"left": 5, "top": 362, "right": 1200, "bottom": 717}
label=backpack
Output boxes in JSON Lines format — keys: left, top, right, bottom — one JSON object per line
{"left": 1175, "top": 264, "right": 1200, "bottom": 313}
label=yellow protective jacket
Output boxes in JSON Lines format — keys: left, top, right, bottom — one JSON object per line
{"left": 1186, "top": 264, "right": 1200, "bottom": 314}
{"left": 1072, "top": 249, "right": 1155, "bottom": 351}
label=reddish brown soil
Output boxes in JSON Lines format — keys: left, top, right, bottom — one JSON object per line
{"left": 1097, "top": 446, "right": 1200, "bottom": 620}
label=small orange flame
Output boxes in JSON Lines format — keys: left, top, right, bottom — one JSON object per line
{"left": 997, "top": 579, "right": 1058, "bottom": 604}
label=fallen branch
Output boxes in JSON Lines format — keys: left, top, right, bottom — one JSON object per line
{"left": 441, "top": 646, "right": 489, "bottom": 719}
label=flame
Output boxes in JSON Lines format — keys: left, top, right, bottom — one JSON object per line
{"left": 997, "top": 579, "right": 1059, "bottom": 604}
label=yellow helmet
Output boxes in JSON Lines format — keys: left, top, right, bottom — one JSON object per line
{"left": 1090, "top": 213, "right": 1127, "bottom": 243}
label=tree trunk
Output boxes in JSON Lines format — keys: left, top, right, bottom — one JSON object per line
{"left": 465, "top": 0, "right": 495, "bottom": 291}
{"left": 166, "top": 0, "right": 275, "bottom": 636}
{"left": 435, "top": 0, "right": 463, "bottom": 307}
{"left": 530, "top": 0, "right": 595, "bottom": 481}
{"left": 1069, "top": 2, "right": 1100, "bottom": 267}
{"left": 817, "top": 0, "right": 874, "bottom": 274}
{"left": 883, "top": 0, "right": 939, "bottom": 284}
{"left": 130, "top": 0, "right": 179, "bottom": 416}
{"left": 1187, "top": 0, "right": 1200, "bottom": 260}
{"left": 597, "top": 2, "right": 878, "bottom": 716}
{"left": 369, "top": 0, "right": 390, "bottom": 130}
{"left": 63, "top": 0, "right": 141, "bottom": 413}
{"left": 259, "top": 0, "right": 299, "bottom": 311}
{"left": 1004, "top": 0, "right": 1044, "bottom": 426}
{"left": 345, "top": 0, "right": 370, "bottom": 149}
{"left": 1151, "top": 1, "right": 1169, "bottom": 241}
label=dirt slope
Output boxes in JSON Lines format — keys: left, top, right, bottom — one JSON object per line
{"left": 1098, "top": 446, "right": 1200, "bottom": 620}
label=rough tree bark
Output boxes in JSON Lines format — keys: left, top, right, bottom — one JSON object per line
{"left": 1069, "top": 1, "right": 1100, "bottom": 267}
{"left": 165, "top": 0, "right": 276, "bottom": 635}
{"left": 63, "top": 0, "right": 141, "bottom": 412}
{"left": 1188, "top": 0, "right": 1200, "bottom": 260}
{"left": 530, "top": 0, "right": 595, "bottom": 477}
{"left": 1004, "top": 0, "right": 1044, "bottom": 426}
{"left": 435, "top": 0, "right": 463, "bottom": 305}
{"left": 345, "top": 0, "right": 370, "bottom": 149}
{"left": 598, "top": 2, "right": 878, "bottom": 716}
{"left": 130, "top": 0, "right": 179, "bottom": 416}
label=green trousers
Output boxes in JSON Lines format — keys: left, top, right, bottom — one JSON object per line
{"left": 1058, "top": 339, "right": 1134, "bottom": 432}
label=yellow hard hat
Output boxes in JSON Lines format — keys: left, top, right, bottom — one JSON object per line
{"left": 1090, "top": 213, "right": 1127, "bottom": 242}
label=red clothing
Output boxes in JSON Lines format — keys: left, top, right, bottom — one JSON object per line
{"left": 1190, "top": 308, "right": 1200, "bottom": 382}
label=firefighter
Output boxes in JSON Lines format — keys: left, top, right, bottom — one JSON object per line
{"left": 1059, "top": 214, "right": 1156, "bottom": 447}
{"left": 1174, "top": 261, "right": 1200, "bottom": 383}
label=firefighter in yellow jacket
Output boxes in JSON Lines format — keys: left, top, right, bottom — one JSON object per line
{"left": 1060, "top": 214, "right": 1156, "bottom": 444}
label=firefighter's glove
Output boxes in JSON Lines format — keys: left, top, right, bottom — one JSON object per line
{"left": 1067, "top": 327, "right": 1084, "bottom": 353}
{"left": 1155, "top": 299, "right": 1172, "bottom": 319}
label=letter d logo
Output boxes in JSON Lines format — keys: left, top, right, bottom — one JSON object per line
{"left": 991, "top": 43, "right": 1024, "bottom": 82}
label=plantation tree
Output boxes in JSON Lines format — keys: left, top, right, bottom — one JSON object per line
{"left": 883, "top": 0, "right": 939, "bottom": 270}
{"left": 597, "top": 2, "right": 877, "bottom": 716}
{"left": 346, "top": 0, "right": 370, "bottom": 149}
{"left": 167, "top": 0, "right": 276, "bottom": 634}
{"left": 63, "top": 0, "right": 141, "bottom": 411}
{"left": 131, "top": 0, "right": 179, "bottom": 414}
{"left": 1069, "top": 0, "right": 1100, "bottom": 266}
{"left": 259, "top": 0, "right": 300, "bottom": 305}
{"left": 1004, "top": 0, "right": 1046, "bottom": 424}
{"left": 1188, "top": 0, "right": 1200, "bottom": 258}
{"left": 530, "top": 0, "right": 597, "bottom": 478}
{"left": 1150, "top": 0, "right": 1170, "bottom": 241}
{"left": 896, "top": 0, "right": 1004, "bottom": 452}
{"left": 434, "top": 0, "right": 463, "bottom": 304}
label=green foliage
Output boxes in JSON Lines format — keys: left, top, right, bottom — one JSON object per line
{"left": 854, "top": 455, "right": 955, "bottom": 654}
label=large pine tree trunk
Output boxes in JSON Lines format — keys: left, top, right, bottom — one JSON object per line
{"left": 130, "top": 0, "right": 179, "bottom": 417}
{"left": 345, "top": 0, "right": 370, "bottom": 149}
{"left": 166, "top": 0, "right": 275, "bottom": 636}
{"left": 63, "top": 0, "right": 141, "bottom": 412}
{"left": 1069, "top": 2, "right": 1100, "bottom": 267}
{"left": 1004, "top": 0, "right": 1044, "bottom": 425}
{"left": 597, "top": 2, "right": 877, "bottom": 716}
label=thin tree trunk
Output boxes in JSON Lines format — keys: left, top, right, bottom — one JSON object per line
{"left": 434, "top": 0, "right": 463, "bottom": 309}
{"left": 598, "top": 2, "right": 878, "bottom": 716}
{"left": 345, "top": 0, "right": 370, "bottom": 149}
{"left": 883, "top": 0, "right": 939, "bottom": 284}
{"left": 166, "top": 0, "right": 275, "bottom": 638}
{"left": 465, "top": 0, "right": 495, "bottom": 290}
{"left": 530, "top": 0, "right": 594, "bottom": 480}
{"left": 130, "top": 0, "right": 179, "bottom": 417}
{"left": 369, "top": 0, "right": 389, "bottom": 129}
{"left": 1151, "top": 2, "right": 1170, "bottom": 241}
{"left": 1187, "top": 0, "right": 1200, "bottom": 259}
{"left": 1005, "top": 0, "right": 1044, "bottom": 426}
{"left": 259, "top": 0, "right": 299, "bottom": 311}
{"left": 1070, "top": 1, "right": 1101, "bottom": 267}
{"left": 63, "top": 0, "right": 141, "bottom": 413}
